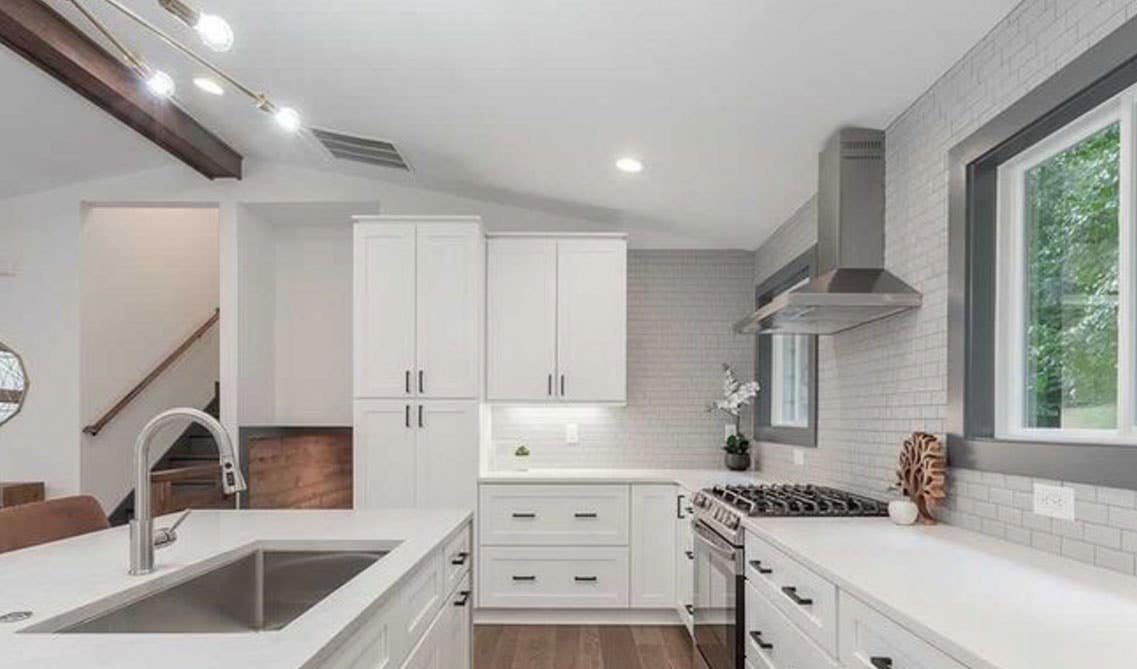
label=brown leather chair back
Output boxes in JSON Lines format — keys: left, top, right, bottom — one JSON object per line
{"left": 0, "top": 495, "right": 110, "bottom": 554}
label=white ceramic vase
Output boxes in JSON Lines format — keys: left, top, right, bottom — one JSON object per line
{"left": 888, "top": 499, "right": 919, "bottom": 525}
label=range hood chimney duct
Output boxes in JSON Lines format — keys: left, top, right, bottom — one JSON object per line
{"left": 734, "top": 127, "right": 922, "bottom": 335}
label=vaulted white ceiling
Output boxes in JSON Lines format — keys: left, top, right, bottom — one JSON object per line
{"left": 3, "top": 0, "right": 1020, "bottom": 247}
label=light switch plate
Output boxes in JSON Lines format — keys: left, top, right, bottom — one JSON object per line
{"left": 1033, "top": 483, "right": 1075, "bottom": 521}
{"left": 564, "top": 423, "right": 579, "bottom": 445}
{"left": 793, "top": 449, "right": 805, "bottom": 466}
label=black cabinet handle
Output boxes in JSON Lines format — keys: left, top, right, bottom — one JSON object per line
{"left": 453, "top": 590, "right": 471, "bottom": 607}
{"left": 574, "top": 576, "right": 597, "bottom": 582}
{"left": 512, "top": 512, "right": 537, "bottom": 518}
{"left": 451, "top": 551, "right": 469, "bottom": 565}
{"left": 512, "top": 575, "right": 536, "bottom": 581}
{"left": 870, "top": 659, "right": 894, "bottom": 669}
{"left": 574, "top": 512, "right": 598, "bottom": 518}
{"left": 418, "top": 370, "right": 424, "bottom": 393}
{"left": 749, "top": 559, "right": 773, "bottom": 575}
{"left": 560, "top": 374, "right": 565, "bottom": 396}
{"left": 685, "top": 550, "right": 694, "bottom": 560}
{"left": 684, "top": 604, "right": 694, "bottom": 615}
{"left": 676, "top": 494, "right": 686, "bottom": 519}
{"left": 548, "top": 373, "right": 553, "bottom": 396}
{"left": 781, "top": 586, "right": 813, "bottom": 606}
{"left": 418, "top": 404, "right": 423, "bottom": 428}
{"left": 405, "top": 404, "right": 411, "bottom": 428}
{"left": 749, "top": 631, "right": 773, "bottom": 651}
{"left": 405, "top": 370, "right": 411, "bottom": 394}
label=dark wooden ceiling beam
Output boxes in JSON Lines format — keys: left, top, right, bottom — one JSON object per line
{"left": 0, "top": 0, "right": 242, "bottom": 179}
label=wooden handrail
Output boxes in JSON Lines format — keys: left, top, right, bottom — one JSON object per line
{"left": 83, "top": 308, "right": 219, "bottom": 436}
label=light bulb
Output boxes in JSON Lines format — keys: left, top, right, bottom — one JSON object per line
{"left": 193, "top": 77, "right": 224, "bottom": 95}
{"left": 145, "top": 70, "right": 176, "bottom": 98}
{"left": 615, "top": 156, "right": 644, "bottom": 173}
{"left": 195, "top": 13, "right": 233, "bottom": 52}
{"left": 274, "top": 107, "right": 302, "bottom": 132}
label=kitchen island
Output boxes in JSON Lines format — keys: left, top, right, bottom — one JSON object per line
{"left": 0, "top": 508, "right": 472, "bottom": 669}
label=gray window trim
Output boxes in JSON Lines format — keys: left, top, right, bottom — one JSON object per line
{"left": 948, "top": 14, "right": 1137, "bottom": 489}
{"left": 754, "top": 247, "right": 818, "bottom": 448}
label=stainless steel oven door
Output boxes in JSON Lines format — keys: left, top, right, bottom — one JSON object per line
{"left": 693, "top": 518, "right": 744, "bottom": 669}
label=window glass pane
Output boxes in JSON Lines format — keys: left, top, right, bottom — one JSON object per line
{"left": 1023, "top": 122, "right": 1120, "bottom": 429}
{"left": 771, "top": 334, "right": 808, "bottom": 427}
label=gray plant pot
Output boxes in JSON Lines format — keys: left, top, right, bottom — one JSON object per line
{"left": 724, "top": 452, "right": 751, "bottom": 471}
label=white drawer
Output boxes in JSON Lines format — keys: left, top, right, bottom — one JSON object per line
{"left": 745, "top": 580, "right": 838, "bottom": 669}
{"left": 478, "top": 546, "right": 629, "bottom": 608}
{"left": 443, "top": 524, "right": 472, "bottom": 593}
{"left": 745, "top": 531, "right": 837, "bottom": 656}
{"left": 401, "top": 548, "right": 444, "bottom": 644}
{"left": 479, "top": 484, "right": 629, "bottom": 545}
{"left": 839, "top": 592, "right": 967, "bottom": 669}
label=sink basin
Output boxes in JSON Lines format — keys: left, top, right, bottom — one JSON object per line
{"left": 50, "top": 549, "right": 385, "bottom": 633}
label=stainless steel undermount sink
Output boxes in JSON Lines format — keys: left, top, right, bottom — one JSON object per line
{"left": 46, "top": 549, "right": 385, "bottom": 633}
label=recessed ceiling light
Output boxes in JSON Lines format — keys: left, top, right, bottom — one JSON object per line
{"left": 616, "top": 156, "right": 644, "bottom": 173}
{"left": 193, "top": 77, "right": 224, "bottom": 95}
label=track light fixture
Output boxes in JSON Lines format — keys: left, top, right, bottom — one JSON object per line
{"left": 158, "top": 0, "right": 233, "bottom": 52}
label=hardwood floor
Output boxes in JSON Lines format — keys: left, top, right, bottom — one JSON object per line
{"left": 474, "top": 625, "right": 709, "bottom": 669}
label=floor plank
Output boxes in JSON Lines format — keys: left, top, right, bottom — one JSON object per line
{"left": 475, "top": 624, "right": 695, "bottom": 669}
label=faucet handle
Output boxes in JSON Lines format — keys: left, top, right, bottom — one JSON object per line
{"left": 153, "top": 508, "right": 191, "bottom": 550}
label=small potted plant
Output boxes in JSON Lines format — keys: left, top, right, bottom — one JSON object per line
{"left": 708, "top": 364, "right": 760, "bottom": 471}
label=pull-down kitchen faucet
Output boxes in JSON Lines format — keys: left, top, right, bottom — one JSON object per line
{"left": 129, "top": 408, "right": 247, "bottom": 575}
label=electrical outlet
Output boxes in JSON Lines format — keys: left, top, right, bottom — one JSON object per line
{"left": 1033, "top": 483, "right": 1075, "bottom": 521}
{"left": 565, "top": 423, "right": 579, "bottom": 445}
{"left": 793, "top": 449, "right": 805, "bottom": 466}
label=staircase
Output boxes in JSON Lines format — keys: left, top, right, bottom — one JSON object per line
{"left": 107, "top": 384, "right": 236, "bottom": 526}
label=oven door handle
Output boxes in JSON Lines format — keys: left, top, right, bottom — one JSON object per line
{"left": 693, "top": 521, "right": 738, "bottom": 560}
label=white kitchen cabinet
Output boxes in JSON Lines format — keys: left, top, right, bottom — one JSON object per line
{"left": 354, "top": 400, "right": 478, "bottom": 510}
{"left": 630, "top": 484, "right": 678, "bottom": 608}
{"left": 479, "top": 483, "right": 630, "bottom": 546}
{"left": 485, "top": 234, "right": 626, "bottom": 403}
{"left": 402, "top": 574, "right": 471, "bottom": 669}
{"left": 478, "top": 545, "right": 630, "bottom": 609}
{"left": 838, "top": 591, "right": 967, "bottom": 669}
{"left": 354, "top": 217, "right": 481, "bottom": 401}
{"left": 745, "top": 580, "right": 838, "bottom": 669}
{"left": 486, "top": 238, "right": 557, "bottom": 401}
{"left": 556, "top": 239, "right": 626, "bottom": 402}
{"left": 676, "top": 490, "right": 695, "bottom": 634}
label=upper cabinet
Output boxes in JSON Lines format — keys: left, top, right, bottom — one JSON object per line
{"left": 486, "top": 234, "right": 626, "bottom": 403}
{"left": 354, "top": 217, "right": 482, "bottom": 400}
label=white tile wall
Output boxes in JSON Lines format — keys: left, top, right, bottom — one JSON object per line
{"left": 753, "top": 0, "right": 1137, "bottom": 576}
{"left": 490, "top": 250, "right": 755, "bottom": 469}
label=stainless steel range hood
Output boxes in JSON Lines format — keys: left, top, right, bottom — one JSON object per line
{"left": 735, "top": 127, "right": 922, "bottom": 335}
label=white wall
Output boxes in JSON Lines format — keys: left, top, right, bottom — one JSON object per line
{"left": 236, "top": 206, "right": 276, "bottom": 426}
{"left": 79, "top": 206, "right": 220, "bottom": 510}
{"left": 0, "top": 158, "right": 679, "bottom": 497}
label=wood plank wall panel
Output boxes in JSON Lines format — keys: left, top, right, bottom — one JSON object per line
{"left": 248, "top": 433, "right": 352, "bottom": 509}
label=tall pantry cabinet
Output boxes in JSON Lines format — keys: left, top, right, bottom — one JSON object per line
{"left": 352, "top": 216, "right": 482, "bottom": 510}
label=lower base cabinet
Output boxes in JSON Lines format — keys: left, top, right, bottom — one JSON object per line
{"left": 403, "top": 573, "right": 472, "bottom": 669}
{"left": 838, "top": 591, "right": 967, "bottom": 669}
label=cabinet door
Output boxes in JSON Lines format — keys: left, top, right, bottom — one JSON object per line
{"left": 442, "top": 575, "right": 472, "bottom": 669}
{"left": 353, "top": 400, "right": 415, "bottom": 509}
{"left": 354, "top": 223, "right": 416, "bottom": 398}
{"left": 415, "top": 401, "right": 479, "bottom": 509}
{"left": 677, "top": 492, "right": 695, "bottom": 635}
{"left": 630, "top": 484, "right": 678, "bottom": 608}
{"left": 416, "top": 224, "right": 481, "bottom": 399}
{"left": 556, "top": 239, "right": 626, "bottom": 402}
{"left": 486, "top": 238, "right": 558, "bottom": 400}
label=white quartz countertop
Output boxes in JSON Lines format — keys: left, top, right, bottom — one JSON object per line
{"left": 743, "top": 516, "right": 1137, "bottom": 669}
{"left": 0, "top": 508, "right": 471, "bottom": 669}
{"left": 479, "top": 467, "right": 767, "bottom": 492}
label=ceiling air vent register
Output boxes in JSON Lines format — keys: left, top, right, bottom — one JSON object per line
{"left": 311, "top": 128, "right": 411, "bottom": 171}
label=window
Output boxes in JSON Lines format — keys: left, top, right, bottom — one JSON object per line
{"left": 995, "top": 93, "right": 1131, "bottom": 444}
{"left": 755, "top": 250, "right": 817, "bottom": 447}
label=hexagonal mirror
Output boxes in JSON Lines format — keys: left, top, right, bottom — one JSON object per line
{"left": 0, "top": 342, "right": 27, "bottom": 427}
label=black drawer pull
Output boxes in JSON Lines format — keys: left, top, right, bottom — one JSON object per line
{"left": 749, "top": 630, "right": 773, "bottom": 651}
{"left": 749, "top": 559, "right": 773, "bottom": 575}
{"left": 418, "top": 370, "right": 424, "bottom": 393}
{"left": 405, "top": 370, "right": 411, "bottom": 394}
{"left": 685, "top": 550, "right": 694, "bottom": 560}
{"left": 453, "top": 590, "right": 471, "bottom": 607}
{"left": 512, "top": 512, "right": 537, "bottom": 518}
{"left": 574, "top": 512, "right": 598, "bottom": 518}
{"left": 451, "top": 551, "right": 469, "bottom": 565}
{"left": 574, "top": 576, "right": 598, "bottom": 582}
{"left": 512, "top": 575, "right": 536, "bottom": 581}
{"left": 684, "top": 604, "right": 694, "bottom": 615}
{"left": 781, "top": 586, "right": 813, "bottom": 606}
{"left": 870, "top": 659, "right": 894, "bottom": 669}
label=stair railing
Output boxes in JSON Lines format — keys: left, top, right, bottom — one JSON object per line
{"left": 82, "top": 308, "right": 220, "bottom": 436}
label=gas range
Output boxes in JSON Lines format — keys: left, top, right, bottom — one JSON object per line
{"left": 691, "top": 483, "right": 888, "bottom": 545}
